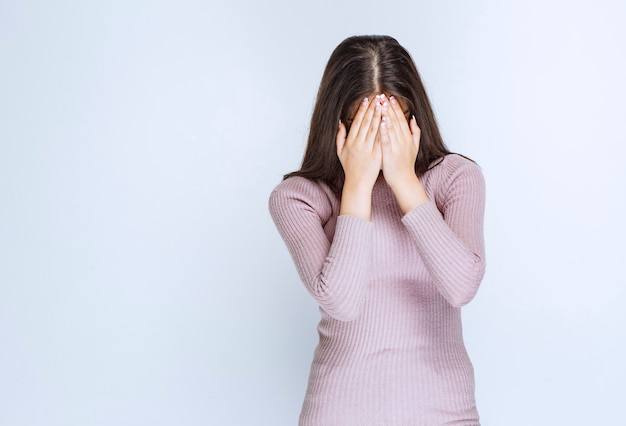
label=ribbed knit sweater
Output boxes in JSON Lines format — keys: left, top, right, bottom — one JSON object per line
{"left": 269, "top": 154, "right": 486, "bottom": 425}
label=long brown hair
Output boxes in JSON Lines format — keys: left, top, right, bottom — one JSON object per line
{"left": 285, "top": 35, "right": 451, "bottom": 195}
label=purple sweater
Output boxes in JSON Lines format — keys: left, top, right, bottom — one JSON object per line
{"left": 269, "top": 154, "right": 486, "bottom": 425}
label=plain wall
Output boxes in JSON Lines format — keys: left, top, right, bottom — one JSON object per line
{"left": 1, "top": 0, "right": 624, "bottom": 424}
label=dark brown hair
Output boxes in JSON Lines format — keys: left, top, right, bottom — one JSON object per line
{"left": 285, "top": 35, "right": 451, "bottom": 195}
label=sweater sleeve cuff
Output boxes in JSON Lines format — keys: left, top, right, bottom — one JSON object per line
{"left": 333, "top": 214, "right": 373, "bottom": 248}
{"left": 400, "top": 200, "right": 443, "bottom": 233}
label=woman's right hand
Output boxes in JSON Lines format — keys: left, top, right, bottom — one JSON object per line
{"left": 336, "top": 96, "right": 383, "bottom": 220}
{"left": 336, "top": 96, "right": 383, "bottom": 189}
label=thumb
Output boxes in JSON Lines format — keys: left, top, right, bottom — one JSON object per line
{"left": 409, "top": 115, "right": 421, "bottom": 147}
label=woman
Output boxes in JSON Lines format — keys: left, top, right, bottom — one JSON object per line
{"left": 269, "top": 35, "right": 485, "bottom": 425}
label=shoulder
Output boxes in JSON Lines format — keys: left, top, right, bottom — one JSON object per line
{"left": 427, "top": 154, "right": 483, "bottom": 185}
{"left": 430, "top": 153, "right": 481, "bottom": 176}
{"left": 269, "top": 176, "right": 332, "bottom": 205}
{"left": 268, "top": 176, "right": 336, "bottom": 221}
{"left": 425, "top": 154, "right": 485, "bottom": 206}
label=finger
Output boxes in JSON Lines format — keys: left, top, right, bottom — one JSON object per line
{"left": 336, "top": 120, "right": 347, "bottom": 154}
{"left": 409, "top": 115, "right": 421, "bottom": 148}
{"left": 356, "top": 95, "right": 380, "bottom": 144}
{"left": 388, "top": 96, "right": 411, "bottom": 138}
{"left": 381, "top": 95, "right": 402, "bottom": 145}
{"left": 373, "top": 125, "right": 383, "bottom": 170}
{"left": 347, "top": 97, "right": 370, "bottom": 140}
{"left": 364, "top": 97, "right": 383, "bottom": 148}
{"left": 379, "top": 116, "right": 391, "bottom": 148}
{"left": 380, "top": 95, "right": 396, "bottom": 124}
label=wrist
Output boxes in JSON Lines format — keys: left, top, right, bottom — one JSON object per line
{"left": 386, "top": 169, "right": 418, "bottom": 191}
{"left": 343, "top": 176, "right": 376, "bottom": 195}
{"left": 387, "top": 172, "right": 429, "bottom": 214}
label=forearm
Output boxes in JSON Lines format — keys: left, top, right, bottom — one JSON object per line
{"left": 402, "top": 202, "right": 485, "bottom": 307}
{"left": 399, "top": 160, "right": 487, "bottom": 307}
{"left": 303, "top": 215, "right": 373, "bottom": 321}
{"left": 269, "top": 179, "right": 373, "bottom": 322}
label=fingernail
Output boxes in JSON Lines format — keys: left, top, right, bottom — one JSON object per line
{"left": 390, "top": 96, "right": 397, "bottom": 105}
{"left": 363, "top": 97, "right": 369, "bottom": 104}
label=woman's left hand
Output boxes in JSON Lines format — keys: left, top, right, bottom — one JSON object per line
{"left": 379, "top": 95, "right": 429, "bottom": 213}
{"left": 379, "top": 95, "right": 420, "bottom": 187}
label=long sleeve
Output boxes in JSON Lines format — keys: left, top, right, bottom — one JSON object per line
{"left": 272, "top": 157, "right": 484, "bottom": 425}
{"left": 268, "top": 177, "right": 373, "bottom": 321}
{"left": 401, "top": 158, "right": 486, "bottom": 307}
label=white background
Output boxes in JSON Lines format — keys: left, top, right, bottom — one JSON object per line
{"left": 1, "top": 1, "right": 625, "bottom": 425}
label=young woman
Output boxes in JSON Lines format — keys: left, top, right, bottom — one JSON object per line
{"left": 269, "top": 35, "right": 485, "bottom": 425}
